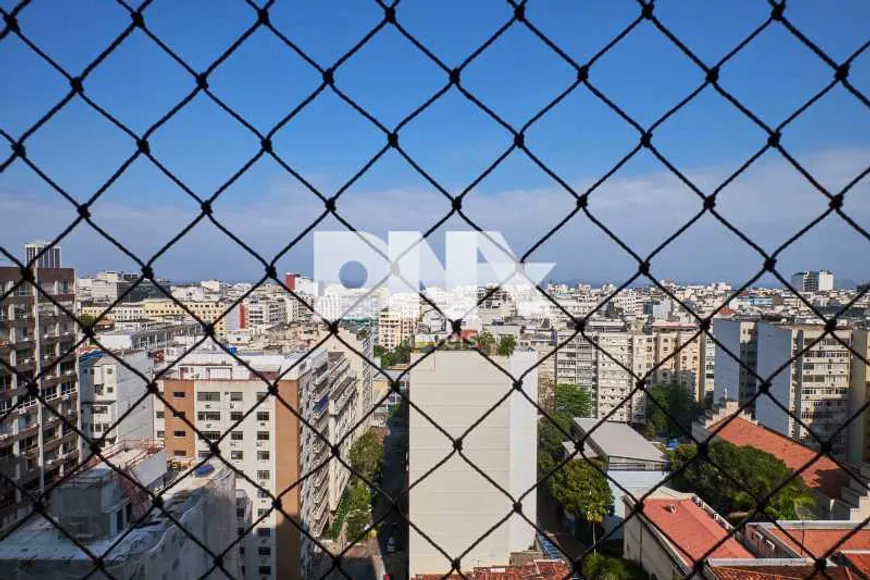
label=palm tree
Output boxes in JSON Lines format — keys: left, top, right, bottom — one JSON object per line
{"left": 496, "top": 334, "right": 517, "bottom": 356}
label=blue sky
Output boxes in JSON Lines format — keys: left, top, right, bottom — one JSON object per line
{"left": 1, "top": 0, "right": 869, "bottom": 285}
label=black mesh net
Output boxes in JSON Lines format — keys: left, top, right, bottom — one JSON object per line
{"left": 1, "top": 1, "right": 869, "bottom": 579}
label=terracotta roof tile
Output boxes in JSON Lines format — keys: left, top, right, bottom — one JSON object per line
{"left": 768, "top": 528, "right": 870, "bottom": 558}
{"left": 842, "top": 552, "right": 870, "bottom": 577}
{"left": 711, "top": 564, "right": 853, "bottom": 579}
{"left": 642, "top": 498, "right": 753, "bottom": 565}
{"left": 709, "top": 417, "right": 848, "bottom": 498}
{"left": 412, "top": 560, "right": 572, "bottom": 579}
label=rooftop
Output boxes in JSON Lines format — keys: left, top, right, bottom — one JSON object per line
{"left": 766, "top": 523, "right": 870, "bottom": 559}
{"left": 635, "top": 489, "right": 753, "bottom": 566}
{"left": 413, "top": 559, "right": 572, "bottom": 579}
{"left": 708, "top": 562, "right": 854, "bottom": 580}
{"left": 0, "top": 462, "right": 228, "bottom": 565}
{"left": 573, "top": 418, "right": 668, "bottom": 464}
{"left": 709, "top": 416, "right": 848, "bottom": 498}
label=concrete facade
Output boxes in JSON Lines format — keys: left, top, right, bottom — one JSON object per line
{"left": 408, "top": 350, "right": 538, "bottom": 576}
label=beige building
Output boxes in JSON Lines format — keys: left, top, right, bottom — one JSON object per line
{"left": 848, "top": 329, "right": 870, "bottom": 464}
{"left": 650, "top": 322, "right": 702, "bottom": 400}
{"left": 142, "top": 298, "right": 230, "bottom": 336}
{"left": 408, "top": 350, "right": 538, "bottom": 576}
{"left": 378, "top": 309, "right": 415, "bottom": 351}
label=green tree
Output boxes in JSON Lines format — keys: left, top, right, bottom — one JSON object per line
{"left": 554, "top": 383, "right": 592, "bottom": 419}
{"left": 645, "top": 383, "right": 702, "bottom": 440}
{"left": 583, "top": 552, "right": 644, "bottom": 580}
{"left": 476, "top": 331, "right": 496, "bottom": 355}
{"left": 349, "top": 429, "right": 384, "bottom": 482}
{"left": 496, "top": 335, "right": 517, "bottom": 356}
{"left": 79, "top": 313, "right": 98, "bottom": 328}
{"left": 373, "top": 344, "right": 386, "bottom": 358}
{"left": 538, "top": 413, "right": 573, "bottom": 458}
{"left": 345, "top": 507, "right": 371, "bottom": 541}
{"left": 669, "top": 440, "right": 817, "bottom": 520}
{"left": 548, "top": 459, "right": 613, "bottom": 547}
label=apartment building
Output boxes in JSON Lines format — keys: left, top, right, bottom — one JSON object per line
{"left": 141, "top": 298, "right": 230, "bottom": 336}
{"left": 791, "top": 270, "right": 835, "bottom": 293}
{"left": 80, "top": 301, "right": 145, "bottom": 323}
{"left": 650, "top": 322, "right": 702, "bottom": 399}
{"left": 242, "top": 299, "right": 287, "bottom": 335}
{"left": 555, "top": 320, "right": 693, "bottom": 424}
{"left": 713, "top": 318, "right": 760, "bottom": 409}
{"left": 0, "top": 443, "right": 243, "bottom": 579}
{"left": 25, "top": 241, "right": 62, "bottom": 269}
{"left": 154, "top": 348, "right": 355, "bottom": 580}
{"left": 408, "top": 350, "right": 538, "bottom": 576}
{"left": 79, "top": 350, "right": 154, "bottom": 446}
{"left": 755, "top": 322, "right": 852, "bottom": 458}
{"left": 377, "top": 309, "right": 416, "bottom": 351}
{"left": 0, "top": 263, "right": 80, "bottom": 533}
{"left": 848, "top": 329, "right": 870, "bottom": 464}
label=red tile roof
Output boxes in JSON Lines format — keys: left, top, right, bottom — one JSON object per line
{"left": 767, "top": 528, "right": 870, "bottom": 558}
{"left": 842, "top": 552, "right": 870, "bottom": 577}
{"left": 642, "top": 498, "right": 753, "bottom": 565}
{"left": 710, "top": 564, "right": 854, "bottom": 580}
{"left": 709, "top": 417, "right": 848, "bottom": 499}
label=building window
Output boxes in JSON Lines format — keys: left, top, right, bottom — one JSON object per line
{"left": 231, "top": 450, "right": 243, "bottom": 460}
{"left": 198, "top": 411, "right": 221, "bottom": 421}
{"left": 197, "top": 392, "right": 220, "bottom": 402}
{"left": 258, "top": 566, "right": 271, "bottom": 575}
{"left": 172, "top": 391, "right": 186, "bottom": 398}
{"left": 173, "top": 450, "right": 187, "bottom": 457}
{"left": 256, "top": 411, "right": 269, "bottom": 421}
{"left": 199, "top": 450, "right": 211, "bottom": 459}
{"left": 230, "top": 392, "right": 243, "bottom": 401}
{"left": 258, "top": 547, "right": 271, "bottom": 556}
{"left": 173, "top": 411, "right": 185, "bottom": 419}
{"left": 156, "top": 430, "right": 165, "bottom": 438}
{"left": 257, "top": 470, "right": 270, "bottom": 480}
{"left": 155, "top": 411, "right": 164, "bottom": 419}
{"left": 257, "top": 508, "right": 269, "bottom": 517}
{"left": 173, "top": 430, "right": 186, "bottom": 438}
{"left": 201, "top": 431, "right": 220, "bottom": 441}
{"left": 257, "top": 527, "right": 271, "bottom": 538}
{"left": 230, "top": 411, "right": 243, "bottom": 421}
{"left": 230, "top": 431, "right": 243, "bottom": 441}
{"left": 257, "top": 451, "right": 270, "bottom": 461}
{"left": 257, "top": 431, "right": 269, "bottom": 441}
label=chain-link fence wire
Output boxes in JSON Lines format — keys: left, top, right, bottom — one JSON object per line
{"left": 1, "top": 0, "right": 869, "bottom": 578}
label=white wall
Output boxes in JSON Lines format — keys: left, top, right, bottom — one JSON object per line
{"left": 754, "top": 322, "right": 793, "bottom": 437}
{"left": 712, "top": 319, "right": 742, "bottom": 403}
{"left": 409, "top": 351, "right": 537, "bottom": 576}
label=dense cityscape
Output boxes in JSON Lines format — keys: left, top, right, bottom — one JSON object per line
{"left": 0, "top": 240, "right": 869, "bottom": 579}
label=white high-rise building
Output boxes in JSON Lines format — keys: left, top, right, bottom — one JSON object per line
{"left": 153, "top": 348, "right": 356, "bottom": 579}
{"left": 79, "top": 350, "right": 154, "bottom": 446}
{"left": 408, "top": 350, "right": 538, "bottom": 576}
{"left": 791, "top": 270, "right": 835, "bottom": 292}
{"left": 755, "top": 322, "right": 851, "bottom": 458}
{"left": 713, "top": 318, "right": 761, "bottom": 409}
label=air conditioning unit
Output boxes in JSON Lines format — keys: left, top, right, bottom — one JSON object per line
{"left": 229, "top": 403, "right": 235, "bottom": 409}
{"left": 204, "top": 404, "right": 211, "bottom": 409}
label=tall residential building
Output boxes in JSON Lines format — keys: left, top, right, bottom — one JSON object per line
{"left": 79, "top": 350, "right": 154, "bottom": 447}
{"left": 24, "top": 240, "right": 62, "bottom": 269}
{"left": 848, "top": 329, "right": 870, "bottom": 465}
{"left": 0, "top": 444, "right": 242, "bottom": 579}
{"left": 650, "top": 322, "right": 702, "bottom": 400}
{"left": 154, "top": 348, "right": 355, "bottom": 580}
{"left": 408, "top": 350, "right": 538, "bottom": 576}
{"left": 755, "top": 322, "right": 851, "bottom": 458}
{"left": 791, "top": 270, "right": 835, "bottom": 292}
{"left": 377, "top": 309, "right": 416, "bottom": 351}
{"left": 555, "top": 320, "right": 703, "bottom": 423}
{"left": 713, "top": 318, "right": 760, "bottom": 409}
{"left": 0, "top": 263, "right": 79, "bottom": 533}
